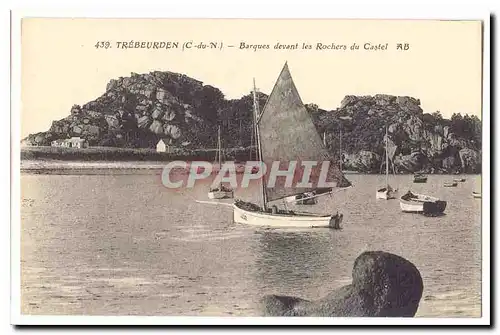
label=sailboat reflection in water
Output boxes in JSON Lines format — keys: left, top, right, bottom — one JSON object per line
{"left": 233, "top": 62, "right": 352, "bottom": 229}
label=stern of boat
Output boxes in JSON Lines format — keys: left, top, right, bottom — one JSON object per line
{"left": 423, "top": 200, "right": 447, "bottom": 215}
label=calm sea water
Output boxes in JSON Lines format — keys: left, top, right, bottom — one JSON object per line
{"left": 20, "top": 171, "right": 482, "bottom": 317}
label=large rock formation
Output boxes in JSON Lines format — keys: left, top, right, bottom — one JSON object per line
{"left": 311, "top": 94, "right": 481, "bottom": 173}
{"left": 22, "top": 71, "right": 481, "bottom": 173}
{"left": 261, "top": 251, "right": 424, "bottom": 317}
{"left": 23, "top": 71, "right": 233, "bottom": 149}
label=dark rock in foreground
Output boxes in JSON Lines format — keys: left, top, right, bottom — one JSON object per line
{"left": 261, "top": 251, "right": 423, "bottom": 317}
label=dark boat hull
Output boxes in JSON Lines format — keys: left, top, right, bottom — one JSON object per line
{"left": 413, "top": 178, "right": 428, "bottom": 183}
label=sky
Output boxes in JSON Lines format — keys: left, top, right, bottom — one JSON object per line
{"left": 20, "top": 19, "right": 483, "bottom": 138}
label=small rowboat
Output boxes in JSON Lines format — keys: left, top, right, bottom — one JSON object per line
{"left": 208, "top": 186, "right": 234, "bottom": 199}
{"left": 400, "top": 191, "right": 447, "bottom": 215}
{"left": 443, "top": 182, "right": 458, "bottom": 187}
{"left": 473, "top": 191, "right": 481, "bottom": 199}
{"left": 454, "top": 178, "right": 466, "bottom": 182}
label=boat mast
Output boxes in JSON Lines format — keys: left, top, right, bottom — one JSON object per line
{"left": 218, "top": 125, "right": 222, "bottom": 187}
{"left": 385, "top": 126, "right": 389, "bottom": 188}
{"left": 250, "top": 119, "right": 254, "bottom": 160}
{"left": 253, "top": 78, "right": 268, "bottom": 210}
{"left": 218, "top": 125, "right": 222, "bottom": 168}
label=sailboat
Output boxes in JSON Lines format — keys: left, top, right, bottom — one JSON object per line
{"left": 208, "top": 126, "right": 234, "bottom": 200}
{"left": 400, "top": 190, "right": 447, "bottom": 215}
{"left": 233, "top": 62, "right": 351, "bottom": 229}
{"left": 288, "top": 128, "right": 343, "bottom": 205}
{"left": 376, "top": 126, "right": 396, "bottom": 200}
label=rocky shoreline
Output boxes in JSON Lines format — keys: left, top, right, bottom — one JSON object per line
{"left": 20, "top": 159, "right": 480, "bottom": 176}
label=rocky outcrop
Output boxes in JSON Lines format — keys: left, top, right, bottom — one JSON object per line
{"left": 393, "top": 152, "right": 428, "bottom": 173}
{"left": 22, "top": 71, "right": 481, "bottom": 173}
{"left": 343, "top": 151, "right": 381, "bottom": 172}
{"left": 261, "top": 251, "right": 423, "bottom": 317}
{"left": 23, "top": 71, "right": 229, "bottom": 148}
{"left": 459, "top": 148, "right": 481, "bottom": 173}
{"left": 312, "top": 94, "right": 481, "bottom": 173}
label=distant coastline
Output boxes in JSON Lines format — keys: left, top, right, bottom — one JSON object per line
{"left": 20, "top": 146, "right": 478, "bottom": 175}
{"left": 21, "top": 145, "right": 252, "bottom": 163}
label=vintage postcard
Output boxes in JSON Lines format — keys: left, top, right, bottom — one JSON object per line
{"left": 11, "top": 12, "right": 490, "bottom": 326}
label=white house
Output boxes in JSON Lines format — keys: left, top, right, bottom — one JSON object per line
{"left": 156, "top": 139, "right": 167, "bottom": 152}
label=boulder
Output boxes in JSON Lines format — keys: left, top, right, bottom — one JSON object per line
{"left": 184, "top": 110, "right": 201, "bottom": 122}
{"left": 70, "top": 104, "right": 82, "bottom": 115}
{"left": 106, "top": 79, "right": 119, "bottom": 91}
{"left": 143, "top": 89, "right": 155, "bottom": 99}
{"left": 388, "top": 123, "right": 398, "bottom": 134}
{"left": 443, "top": 126, "right": 451, "bottom": 139}
{"left": 86, "top": 110, "right": 102, "bottom": 118}
{"left": 394, "top": 152, "right": 427, "bottom": 172}
{"left": 135, "top": 104, "right": 149, "bottom": 113}
{"left": 50, "top": 121, "right": 66, "bottom": 134}
{"left": 343, "top": 151, "right": 380, "bottom": 172}
{"left": 261, "top": 251, "right": 423, "bottom": 317}
{"left": 374, "top": 94, "right": 396, "bottom": 106}
{"left": 156, "top": 88, "right": 170, "bottom": 102}
{"left": 340, "top": 95, "right": 358, "bottom": 109}
{"left": 34, "top": 134, "right": 45, "bottom": 145}
{"left": 403, "top": 116, "right": 424, "bottom": 142}
{"left": 151, "top": 106, "right": 164, "bottom": 120}
{"left": 86, "top": 125, "right": 100, "bottom": 135}
{"left": 423, "top": 130, "right": 444, "bottom": 156}
{"left": 163, "top": 110, "right": 176, "bottom": 122}
{"left": 442, "top": 155, "right": 457, "bottom": 171}
{"left": 104, "top": 115, "right": 120, "bottom": 129}
{"left": 164, "top": 124, "right": 181, "bottom": 139}
{"left": 137, "top": 115, "right": 152, "bottom": 129}
{"left": 72, "top": 125, "right": 83, "bottom": 134}
{"left": 459, "top": 148, "right": 481, "bottom": 173}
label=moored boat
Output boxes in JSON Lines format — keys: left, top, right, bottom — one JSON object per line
{"left": 443, "top": 182, "right": 458, "bottom": 187}
{"left": 207, "top": 126, "right": 234, "bottom": 200}
{"left": 454, "top": 178, "right": 466, "bottom": 182}
{"left": 232, "top": 63, "right": 351, "bottom": 229}
{"left": 473, "top": 191, "right": 481, "bottom": 198}
{"left": 400, "top": 190, "right": 447, "bottom": 215}
{"left": 413, "top": 173, "right": 428, "bottom": 183}
{"left": 376, "top": 126, "right": 397, "bottom": 200}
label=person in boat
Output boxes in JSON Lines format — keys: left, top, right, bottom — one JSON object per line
{"left": 401, "top": 190, "right": 417, "bottom": 201}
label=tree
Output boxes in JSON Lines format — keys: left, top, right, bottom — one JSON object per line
{"left": 432, "top": 111, "right": 443, "bottom": 121}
